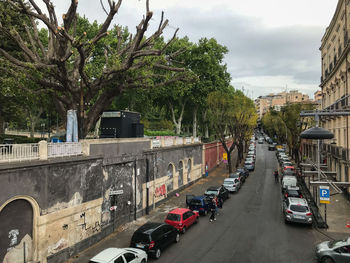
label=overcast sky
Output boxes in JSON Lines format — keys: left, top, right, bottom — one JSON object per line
{"left": 43, "top": 0, "right": 338, "bottom": 99}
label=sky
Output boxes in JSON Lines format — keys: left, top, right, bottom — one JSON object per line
{"left": 40, "top": 0, "right": 339, "bottom": 100}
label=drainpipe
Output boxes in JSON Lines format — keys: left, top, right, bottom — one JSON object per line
{"left": 134, "top": 159, "right": 137, "bottom": 221}
{"left": 146, "top": 158, "right": 150, "bottom": 215}
{"left": 345, "top": 1, "right": 349, "bottom": 184}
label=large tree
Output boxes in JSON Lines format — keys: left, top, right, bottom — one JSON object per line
{"left": 0, "top": 0, "right": 188, "bottom": 138}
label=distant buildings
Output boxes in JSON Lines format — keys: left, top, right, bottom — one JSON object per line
{"left": 255, "top": 90, "right": 310, "bottom": 120}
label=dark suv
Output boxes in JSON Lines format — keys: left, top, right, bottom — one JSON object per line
{"left": 186, "top": 195, "right": 211, "bottom": 215}
{"left": 130, "top": 222, "right": 179, "bottom": 259}
{"left": 204, "top": 186, "right": 230, "bottom": 201}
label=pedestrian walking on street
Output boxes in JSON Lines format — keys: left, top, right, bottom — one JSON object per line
{"left": 209, "top": 198, "right": 216, "bottom": 222}
{"left": 274, "top": 170, "right": 279, "bottom": 183}
{"left": 213, "top": 195, "right": 219, "bottom": 215}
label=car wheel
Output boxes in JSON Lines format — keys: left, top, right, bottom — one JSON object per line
{"left": 321, "top": 256, "right": 334, "bottom": 263}
{"left": 194, "top": 217, "right": 199, "bottom": 224}
{"left": 175, "top": 233, "right": 180, "bottom": 243}
{"left": 155, "top": 248, "right": 161, "bottom": 259}
{"left": 141, "top": 259, "right": 146, "bottom": 263}
{"left": 182, "top": 226, "right": 186, "bottom": 234}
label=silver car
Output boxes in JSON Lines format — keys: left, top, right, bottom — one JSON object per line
{"left": 244, "top": 160, "right": 255, "bottom": 171}
{"left": 316, "top": 237, "right": 350, "bottom": 263}
{"left": 223, "top": 178, "right": 240, "bottom": 192}
{"left": 282, "top": 197, "right": 312, "bottom": 225}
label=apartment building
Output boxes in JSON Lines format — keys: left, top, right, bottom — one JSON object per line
{"left": 255, "top": 90, "right": 310, "bottom": 119}
{"left": 304, "top": 0, "right": 350, "bottom": 193}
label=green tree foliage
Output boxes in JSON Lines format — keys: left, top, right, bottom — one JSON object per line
{"left": 0, "top": 0, "right": 189, "bottom": 138}
{"left": 262, "top": 103, "right": 315, "bottom": 163}
{"left": 207, "top": 88, "right": 257, "bottom": 173}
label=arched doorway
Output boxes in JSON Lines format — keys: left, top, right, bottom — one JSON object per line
{"left": 178, "top": 161, "right": 183, "bottom": 187}
{"left": 0, "top": 199, "right": 34, "bottom": 263}
{"left": 167, "top": 164, "right": 174, "bottom": 193}
{"left": 187, "top": 159, "right": 192, "bottom": 182}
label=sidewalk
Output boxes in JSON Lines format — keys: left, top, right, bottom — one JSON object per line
{"left": 67, "top": 161, "right": 234, "bottom": 263}
{"left": 318, "top": 187, "right": 350, "bottom": 235}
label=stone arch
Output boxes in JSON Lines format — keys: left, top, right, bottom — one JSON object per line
{"left": 166, "top": 163, "right": 175, "bottom": 193}
{"left": 187, "top": 158, "right": 192, "bottom": 182}
{"left": 178, "top": 160, "right": 184, "bottom": 187}
{"left": 0, "top": 196, "right": 40, "bottom": 263}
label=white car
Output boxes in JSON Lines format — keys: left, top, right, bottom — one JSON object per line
{"left": 90, "top": 248, "right": 147, "bottom": 263}
{"left": 223, "top": 178, "right": 241, "bottom": 192}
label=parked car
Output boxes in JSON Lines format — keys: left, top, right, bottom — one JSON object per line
{"left": 282, "top": 186, "right": 303, "bottom": 199}
{"left": 315, "top": 237, "right": 350, "bottom": 263}
{"left": 229, "top": 171, "right": 245, "bottom": 183}
{"left": 130, "top": 222, "right": 179, "bottom": 259}
{"left": 89, "top": 248, "right": 148, "bottom": 263}
{"left": 281, "top": 175, "right": 297, "bottom": 191}
{"left": 245, "top": 157, "right": 255, "bottom": 164}
{"left": 258, "top": 138, "right": 264, "bottom": 144}
{"left": 282, "top": 169, "right": 297, "bottom": 177}
{"left": 186, "top": 195, "right": 211, "bottom": 215}
{"left": 236, "top": 167, "right": 249, "bottom": 178}
{"left": 268, "top": 145, "right": 276, "bottom": 151}
{"left": 244, "top": 159, "right": 255, "bottom": 171}
{"left": 204, "top": 185, "right": 230, "bottom": 201}
{"left": 223, "top": 178, "right": 241, "bottom": 193}
{"left": 283, "top": 165, "right": 295, "bottom": 172}
{"left": 248, "top": 150, "right": 255, "bottom": 155}
{"left": 282, "top": 197, "right": 312, "bottom": 225}
{"left": 165, "top": 208, "right": 199, "bottom": 234}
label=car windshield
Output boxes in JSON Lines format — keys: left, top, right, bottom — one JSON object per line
{"left": 224, "top": 180, "right": 234, "bottom": 185}
{"left": 290, "top": 205, "right": 308, "bottom": 212}
{"left": 205, "top": 190, "right": 218, "bottom": 195}
{"left": 229, "top": 173, "right": 239, "bottom": 178}
{"left": 132, "top": 232, "right": 150, "bottom": 243}
{"left": 166, "top": 213, "right": 181, "bottom": 221}
{"left": 329, "top": 239, "right": 348, "bottom": 248}
{"left": 189, "top": 199, "right": 202, "bottom": 206}
{"left": 287, "top": 190, "right": 299, "bottom": 196}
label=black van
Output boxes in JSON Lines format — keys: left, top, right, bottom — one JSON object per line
{"left": 130, "top": 222, "right": 179, "bottom": 259}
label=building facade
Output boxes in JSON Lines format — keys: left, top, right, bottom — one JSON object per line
{"left": 307, "top": 0, "right": 350, "bottom": 195}
{"left": 255, "top": 90, "right": 310, "bottom": 119}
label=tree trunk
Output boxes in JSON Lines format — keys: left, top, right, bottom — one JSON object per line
{"left": 202, "top": 110, "right": 209, "bottom": 138}
{"left": 205, "top": 125, "right": 209, "bottom": 138}
{"left": 170, "top": 101, "right": 186, "bottom": 135}
{"left": 192, "top": 106, "right": 198, "bottom": 137}
{"left": 227, "top": 151, "right": 232, "bottom": 173}
{"left": 0, "top": 115, "right": 4, "bottom": 136}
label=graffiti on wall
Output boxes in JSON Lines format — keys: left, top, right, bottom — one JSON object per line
{"left": 154, "top": 184, "right": 166, "bottom": 197}
{"left": 8, "top": 229, "right": 19, "bottom": 249}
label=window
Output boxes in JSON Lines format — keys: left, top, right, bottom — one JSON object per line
{"left": 123, "top": 253, "right": 136, "bottom": 262}
{"left": 114, "top": 256, "right": 125, "bottom": 263}
{"left": 178, "top": 161, "right": 183, "bottom": 186}
{"left": 166, "top": 213, "right": 181, "bottom": 221}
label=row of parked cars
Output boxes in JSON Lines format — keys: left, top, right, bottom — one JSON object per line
{"left": 274, "top": 148, "right": 313, "bottom": 226}
{"left": 244, "top": 139, "right": 256, "bottom": 171}
{"left": 91, "top": 165, "right": 252, "bottom": 262}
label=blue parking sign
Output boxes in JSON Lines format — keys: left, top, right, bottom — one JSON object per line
{"left": 319, "top": 186, "right": 330, "bottom": 204}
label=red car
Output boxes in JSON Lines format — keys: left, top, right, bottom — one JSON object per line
{"left": 165, "top": 208, "right": 199, "bottom": 234}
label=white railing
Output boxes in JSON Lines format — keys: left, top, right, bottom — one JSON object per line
{"left": 0, "top": 143, "right": 39, "bottom": 163}
{"left": 48, "top": 142, "right": 82, "bottom": 158}
{"left": 150, "top": 137, "right": 201, "bottom": 149}
{"left": 176, "top": 137, "right": 183, "bottom": 145}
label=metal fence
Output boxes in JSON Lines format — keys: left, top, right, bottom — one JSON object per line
{"left": 0, "top": 143, "right": 39, "bottom": 163}
{"left": 48, "top": 142, "right": 82, "bottom": 158}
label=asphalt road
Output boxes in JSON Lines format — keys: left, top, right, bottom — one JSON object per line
{"left": 151, "top": 142, "right": 321, "bottom": 263}
{"left": 71, "top": 142, "right": 340, "bottom": 263}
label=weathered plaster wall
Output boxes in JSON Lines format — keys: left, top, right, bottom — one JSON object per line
{"left": 0, "top": 142, "right": 203, "bottom": 263}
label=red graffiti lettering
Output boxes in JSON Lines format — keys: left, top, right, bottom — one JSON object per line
{"left": 155, "top": 184, "right": 166, "bottom": 197}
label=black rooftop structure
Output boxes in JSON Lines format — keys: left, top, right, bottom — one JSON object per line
{"left": 300, "top": 127, "right": 334, "bottom": 140}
